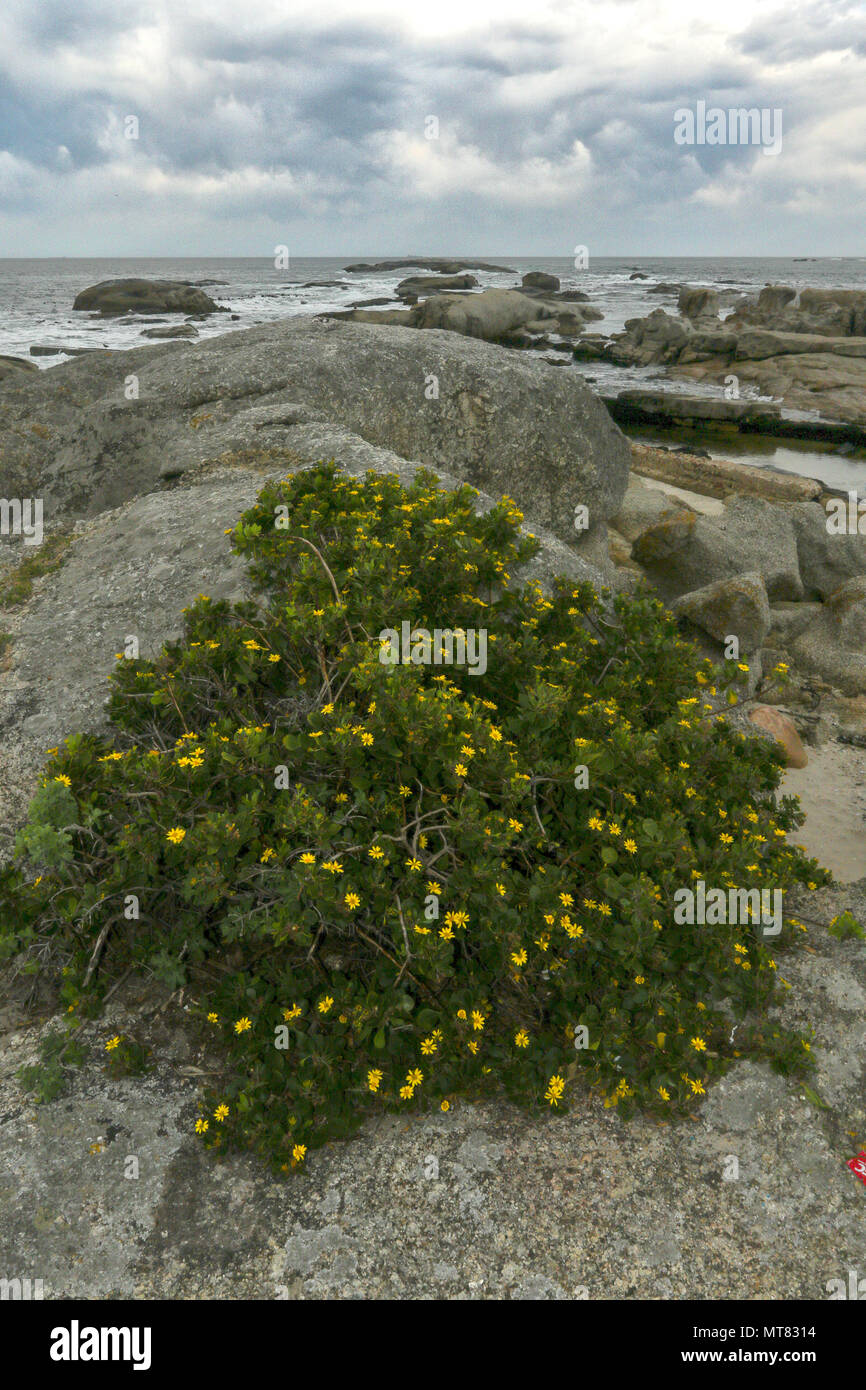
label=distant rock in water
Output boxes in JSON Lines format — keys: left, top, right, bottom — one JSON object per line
{"left": 522, "top": 271, "right": 560, "bottom": 292}
{"left": 344, "top": 258, "right": 515, "bottom": 274}
{"left": 140, "top": 324, "right": 199, "bottom": 339}
{"left": 396, "top": 273, "right": 478, "bottom": 300}
{"left": 30, "top": 345, "right": 104, "bottom": 357}
{"left": 72, "top": 279, "right": 226, "bottom": 317}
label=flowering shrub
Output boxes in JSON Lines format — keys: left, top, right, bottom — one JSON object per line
{"left": 0, "top": 464, "right": 831, "bottom": 1171}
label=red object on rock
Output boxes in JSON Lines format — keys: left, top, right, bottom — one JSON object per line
{"left": 847, "top": 1152, "right": 866, "bottom": 1186}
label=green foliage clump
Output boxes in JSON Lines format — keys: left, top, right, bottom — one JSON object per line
{"left": 0, "top": 531, "right": 71, "bottom": 608}
{"left": 17, "top": 1026, "right": 89, "bottom": 1103}
{"left": 0, "top": 463, "right": 832, "bottom": 1172}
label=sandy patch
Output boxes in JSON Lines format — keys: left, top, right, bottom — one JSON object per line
{"left": 782, "top": 741, "right": 866, "bottom": 884}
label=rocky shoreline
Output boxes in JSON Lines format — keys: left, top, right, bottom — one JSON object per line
{"left": 0, "top": 307, "right": 864, "bottom": 1299}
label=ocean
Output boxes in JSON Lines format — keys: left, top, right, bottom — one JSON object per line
{"left": 2, "top": 255, "right": 865, "bottom": 489}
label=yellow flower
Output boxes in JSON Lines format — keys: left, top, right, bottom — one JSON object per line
{"left": 344, "top": 892, "right": 361, "bottom": 910}
{"left": 54, "top": 774, "right": 72, "bottom": 787}
{"left": 691, "top": 1037, "right": 707, "bottom": 1052}
{"left": 399, "top": 1085, "right": 415, "bottom": 1100}
{"left": 105, "top": 1035, "right": 121, "bottom": 1052}
{"left": 195, "top": 1118, "right": 209, "bottom": 1134}
{"left": 544, "top": 1074, "right": 565, "bottom": 1107}
{"left": 207, "top": 1012, "right": 219, "bottom": 1023}
{"left": 440, "top": 1100, "right": 450, "bottom": 1112}
{"left": 368, "top": 845, "right": 385, "bottom": 860}
{"left": 292, "top": 1144, "right": 307, "bottom": 1163}
{"left": 367, "top": 1069, "right": 383, "bottom": 1092}
{"left": 405, "top": 857, "right": 422, "bottom": 872}
{"left": 407, "top": 1069, "right": 423, "bottom": 1086}
{"left": 214, "top": 1104, "right": 229, "bottom": 1122}
{"left": 260, "top": 847, "right": 276, "bottom": 863}
{"left": 456, "top": 1009, "right": 467, "bottom": 1020}
{"left": 318, "top": 996, "right": 334, "bottom": 1014}
{"left": 511, "top": 949, "right": 527, "bottom": 967}
{"left": 634, "top": 975, "right": 645, "bottom": 985}
{"left": 234, "top": 1017, "right": 252, "bottom": 1034}
{"left": 282, "top": 1004, "right": 302, "bottom": 1021}
{"left": 514, "top": 1029, "right": 529, "bottom": 1048}
{"left": 300, "top": 852, "right": 315, "bottom": 864}
{"left": 166, "top": 826, "right": 186, "bottom": 844}
{"left": 268, "top": 653, "right": 281, "bottom": 663}
{"left": 454, "top": 763, "right": 468, "bottom": 777}
{"left": 471, "top": 1010, "right": 485, "bottom": 1031}
{"left": 658, "top": 1087, "right": 670, "bottom": 1101}
{"left": 624, "top": 839, "right": 637, "bottom": 854}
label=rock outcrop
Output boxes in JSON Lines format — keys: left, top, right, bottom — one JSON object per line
{"left": 0, "top": 316, "right": 631, "bottom": 543}
{"left": 72, "top": 279, "right": 226, "bottom": 316}
{"left": 600, "top": 286, "right": 866, "bottom": 425}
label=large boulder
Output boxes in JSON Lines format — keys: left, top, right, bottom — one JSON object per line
{"left": 678, "top": 287, "right": 720, "bottom": 322}
{"left": 672, "top": 572, "right": 771, "bottom": 653}
{"left": 73, "top": 279, "right": 224, "bottom": 316}
{"left": 791, "top": 500, "right": 866, "bottom": 600}
{"left": 791, "top": 576, "right": 866, "bottom": 693}
{"left": 747, "top": 705, "right": 808, "bottom": 768}
{"left": 632, "top": 496, "right": 803, "bottom": 602}
{"left": 0, "top": 316, "right": 632, "bottom": 547}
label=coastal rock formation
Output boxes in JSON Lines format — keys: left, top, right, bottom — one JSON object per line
{"left": 0, "top": 313, "right": 630, "bottom": 548}
{"left": 0, "top": 320, "right": 864, "bottom": 1301}
{"left": 72, "top": 279, "right": 225, "bottom": 316}
{"left": 334, "top": 286, "right": 603, "bottom": 346}
{"left": 632, "top": 495, "right": 803, "bottom": 603}
{"left": 601, "top": 286, "right": 866, "bottom": 424}
{"left": 617, "top": 462, "right": 866, "bottom": 692}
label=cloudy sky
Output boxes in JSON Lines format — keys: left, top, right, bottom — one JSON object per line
{"left": 1, "top": 0, "right": 864, "bottom": 256}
